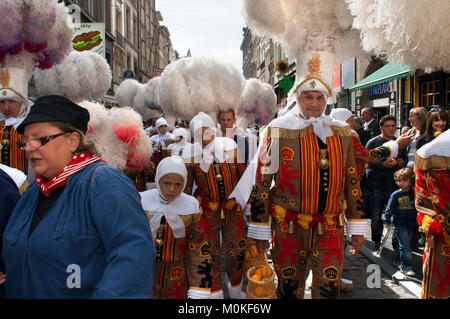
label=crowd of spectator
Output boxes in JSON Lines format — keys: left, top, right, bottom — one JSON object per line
{"left": 353, "top": 106, "right": 449, "bottom": 276}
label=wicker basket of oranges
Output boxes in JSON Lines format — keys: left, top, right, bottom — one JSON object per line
{"left": 245, "top": 258, "right": 276, "bottom": 299}
{"left": 243, "top": 242, "right": 266, "bottom": 275}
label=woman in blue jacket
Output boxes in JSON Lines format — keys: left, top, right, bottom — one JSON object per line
{"left": 2, "top": 95, "right": 155, "bottom": 298}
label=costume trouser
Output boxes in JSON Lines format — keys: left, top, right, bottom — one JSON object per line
{"left": 153, "top": 260, "right": 187, "bottom": 299}
{"left": 198, "top": 205, "right": 246, "bottom": 296}
{"left": 271, "top": 220, "right": 345, "bottom": 299}
{"left": 421, "top": 235, "right": 450, "bottom": 299}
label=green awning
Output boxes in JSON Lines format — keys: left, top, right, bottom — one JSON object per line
{"left": 349, "top": 63, "right": 414, "bottom": 92}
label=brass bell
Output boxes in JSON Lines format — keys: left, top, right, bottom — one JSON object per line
{"left": 319, "top": 158, "right": 330, "bottom": 170}
{"left": 316, "top": 222, "right": 325, "bottom": 235}
{"left": 155, "top": 238, "right": 163, "bottom": 247}
{"left": 216, "top": 174, "right": 223, "bottom": 182}
{"left": 319, "top": 149, "right": 329, "bottom": 170}
{"left": 288, "top": 220, "right": 295, "bottom": 234}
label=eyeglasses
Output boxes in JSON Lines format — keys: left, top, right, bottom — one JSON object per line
{"left": 16, "top": 132, "right": 67, "bottom": 151}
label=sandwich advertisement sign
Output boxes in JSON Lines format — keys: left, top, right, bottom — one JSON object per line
{"left": 73, "top": 23, "right": 105, "bottom": 57}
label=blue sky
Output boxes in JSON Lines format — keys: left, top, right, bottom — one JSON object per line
{"left": 155, "top": 0, "right": 246, "bottom": 70}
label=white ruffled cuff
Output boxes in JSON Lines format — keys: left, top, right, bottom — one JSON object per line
{"left": 209, "top": 290, "right": 224, "bottom": 299}
{"left": 247, "top": 223, "right": 272, "bottom": 240}
{"left": 187, "top": 288, "right": 212, "bottom": 299}
{"left": 383, "top": 140, "right": 398, "bottom": 159}
{"left": 346, "top": 220, "right": 368, "bottom": 236}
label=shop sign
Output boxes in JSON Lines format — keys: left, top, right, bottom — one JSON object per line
{"left": 369, "top": 82, "right": 390, "bottom": 96}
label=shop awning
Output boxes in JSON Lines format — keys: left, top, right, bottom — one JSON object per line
{"left": 349, "top": 63, "right": 414, "bottom": 92}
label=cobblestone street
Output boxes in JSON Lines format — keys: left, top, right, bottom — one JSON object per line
{"left": 221, "top": 238, "right": 418, "bottom": 299}
{"left": 335, "top": 244, "right": 416, "bottom": 299}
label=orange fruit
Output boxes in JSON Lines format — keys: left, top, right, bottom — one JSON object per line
{"left": 251, "top": 274, "right": 262, "bottom": 282}
{"left": 255, "top": 267, "right": 263, "bottom": 278}
{"left": 260, "top": 266, "right": 273, "bottom": 278}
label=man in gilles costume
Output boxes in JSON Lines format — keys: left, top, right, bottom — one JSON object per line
{"left": 246, "top": 52, "right": 401, "bottom": 299}
{"left": 414, "top": 128, "right": 449, "bottom": 299}
{"left": 0, "top": 67, "right": 33, "bottom": 176}
{"left": 183, "top": 112, "right": 248, "bottom": 299}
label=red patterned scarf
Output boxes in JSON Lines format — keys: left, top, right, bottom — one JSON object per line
{"left": 36, "top": 151, "right": 106, "bottom": 198}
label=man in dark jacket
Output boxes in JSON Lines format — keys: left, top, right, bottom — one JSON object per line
{"left": 218, "top": 109, "right": 251, "bottom": 166}
{"left": 361, "top": 107, "right": 381, "bottom": 141}
{"left": 365, "top": 115, "right": 407, "bottom": 250}
{"left": 350, "top": 115, "right": 371, "bottom": 147}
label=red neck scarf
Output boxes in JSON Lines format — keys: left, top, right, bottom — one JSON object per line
{"left": 36, "top": 151, "right": 106, "bottom": 198}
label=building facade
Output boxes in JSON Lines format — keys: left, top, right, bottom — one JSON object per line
{"left": 240, "top": 27, "right": 295, "bottom": 105}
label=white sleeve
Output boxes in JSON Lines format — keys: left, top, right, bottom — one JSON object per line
{"left": 383, "top": 140, "right": 398, "bottom": 159}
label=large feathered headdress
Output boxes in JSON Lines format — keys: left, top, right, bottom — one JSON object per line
{"left": 80, "top": 101, "right": 153, "bottom": 171}
{"left": 115, "top": 77, "right": 162, "bottom": 121}
{"left": 0, "top": 1, "right": 72, "bottom": 117}
{"left": 241, "top": 0, "right": 365, "bottom": 101}
{"left": 34, "top": 50, "right": 112, "bottom": 103}
{"left": 0, "top": 1, "right": 73, "bottom": 73}
{"left": 158, "top": 56, "right": 245, "bottom": 122}
{"left": 237, "top": 78, "right": 277, "bottom": 128}
{"left": 346, "top": 0, "right": 450, "bottom": 72}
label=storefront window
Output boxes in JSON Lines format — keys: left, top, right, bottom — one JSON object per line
{"left": 421, "top": 80, "right": 440, "bottom": 107}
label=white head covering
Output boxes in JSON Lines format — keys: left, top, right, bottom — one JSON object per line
{"left": 189, "top": 112, "right": 216, "bottom": 143}
{"left": 172, "top": 128, "right": 190, "bottom": 146}
{"left": 140, "top": 156, "right": 199, "bottom": 239}
{"left": 155, "top": 156, "right": 188, "bottom": 197}
{"left": 156, "top": 117, "right": 169, "bottom": 132}
{"left": 188, "top": 111, "right": 238, "bottom": 172}
{"left": 330, "top": 108, "right": 353, "bottom": 122}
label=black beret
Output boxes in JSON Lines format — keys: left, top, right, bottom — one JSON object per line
{"left": 17, "top": 95, "right": 90, "bottom": 134}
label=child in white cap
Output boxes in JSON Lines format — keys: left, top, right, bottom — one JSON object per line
{"left": 140, "top": 156, "right": 213, "bottom": 299}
